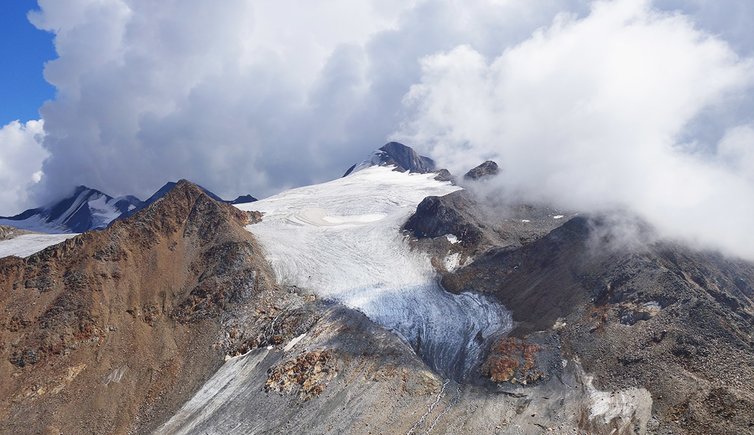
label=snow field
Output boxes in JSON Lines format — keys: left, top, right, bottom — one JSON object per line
{"left": 237, "top": 166, "right": 512, "bottom": 379}
{"left": 0, "top": 233, "right": 77, "bottom": 258}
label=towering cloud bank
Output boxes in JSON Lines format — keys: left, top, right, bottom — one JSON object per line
{"left": 0, "top": 120, "right": 47, "bottom": 214}
{"left": 2, "top": 0, "right": 752, "bottom": 259}
{"left": 25, "top": 0, "right": 587, "bottom": 202}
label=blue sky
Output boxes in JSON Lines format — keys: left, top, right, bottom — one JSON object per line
{"left": 0, "top": 0, "right": 54, "bottom": 124}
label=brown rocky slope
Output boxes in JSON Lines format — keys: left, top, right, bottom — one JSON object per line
{"left": 0, "top": 180, "right": 282, "bottom": 434}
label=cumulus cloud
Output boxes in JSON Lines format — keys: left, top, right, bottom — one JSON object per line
{"left": 26, "top": 0, "right": 587, "bottom": 203}
{"left": 0, "top": 120, "right": 47, "bottom": 215}
{"left": 3, "top": 0, "right": 753, "bottom": 260}
{"left": 27, "top": 0, "right": 410, "bottom": 202}
{"left": 395, "top": 0, "right": 754, "bottom": 260}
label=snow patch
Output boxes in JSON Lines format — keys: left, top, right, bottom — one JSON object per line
{"left": 159, "top": 349, "right": 272, "bottom": 433}
{"left": 553, "top": 215, "right": 564, "bottom": 219}
{"left": 0, "top": 233, "right": 78, "bottom": 258}
{"left": 348, "top": 150, "right": 388, "bottom": 175}
{"left": 587, "top": 375, "right": 652, "bottom": 431}
{"left": 283, "top": 333, "right": 307, "bottom": 352}
{"left": 87, "top": 194, "right": 121, "bottom": 229}
{"left": 443, "top": 252, "right": 462, "bottom": 272}
{"left": 445, "top": 234, "right": 459, "bottom": 244}
{"left": 104, "top": 366, "right": 128, "bottom": 385}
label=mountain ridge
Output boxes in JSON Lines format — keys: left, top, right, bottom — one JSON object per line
{"left": 0, "top": 181, "right": 257, "bottom": 234}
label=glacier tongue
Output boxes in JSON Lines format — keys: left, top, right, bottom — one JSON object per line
{"left": 237, "top": 166, "right": 512, "bottom": 379}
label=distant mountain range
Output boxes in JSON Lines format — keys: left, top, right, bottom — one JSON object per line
{"left": 0, "top": 182, "right": 256, "bottom": 234}
{"left": 0, "top": 141, "right": 437, "bottom": 234}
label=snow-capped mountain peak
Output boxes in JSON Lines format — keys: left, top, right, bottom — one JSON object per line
{"left": 0, "top": 186, "right": 143, "bottom": 234}
{"left": 343, "top": 142, "right": 437, "bottom": 176}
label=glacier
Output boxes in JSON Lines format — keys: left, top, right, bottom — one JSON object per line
{"left": 237, "top": 166, "right": 512, "bottom": 379}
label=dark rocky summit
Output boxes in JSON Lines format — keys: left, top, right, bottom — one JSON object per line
{"left": 377, "top": 141, "right": 436, "bottom": 173}
{"left": 343, "top": 141, "right": 437, "bottom": 176}
{"left": 229, "top": 194, "right": 258, "bottom": 204}
{"left": 463, "top": 160, "right": 499, "bottom": 181}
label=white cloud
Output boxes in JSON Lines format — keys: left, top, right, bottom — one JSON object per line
{"left": 395, "top": 0, "right": 754, "bottom": 260}
{"left": 27, "top": 0, "right": 416, "bottom": 202}
{"left": 717, "top": 125, "right": 754, "bottom": 181}
{"left": 25, "top": 0, "right": 587, "bottom": 203}
{"left": 0, "top": 120, "right": 48, "bottom": 215}
{"left": 3, "top": 0, "right": 752, "bottom": 260}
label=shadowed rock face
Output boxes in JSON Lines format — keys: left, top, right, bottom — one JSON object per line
{"left": 463, "top": 160, "right": 499, "bottom": 181}
{"left": 404, "top": 192, "right": 487, "bottom": 250}
{"left": 0, "top": 180, "right": 280, "bottom": 434}
{"left": 403, "top": 189, "right": 568, "bottom": 257}
{"left": 378, "top": 141, "right": 436, "bottom": 173}
{"left": 230, "top": 194, "right": 258, "bottom": 204}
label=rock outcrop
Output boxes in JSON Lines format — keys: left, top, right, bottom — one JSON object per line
{"left": 0, "top": 225, "right": 30, "bottom": 240}
{"left": 463, "top": 160, "right": 499, "bottom": 181}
